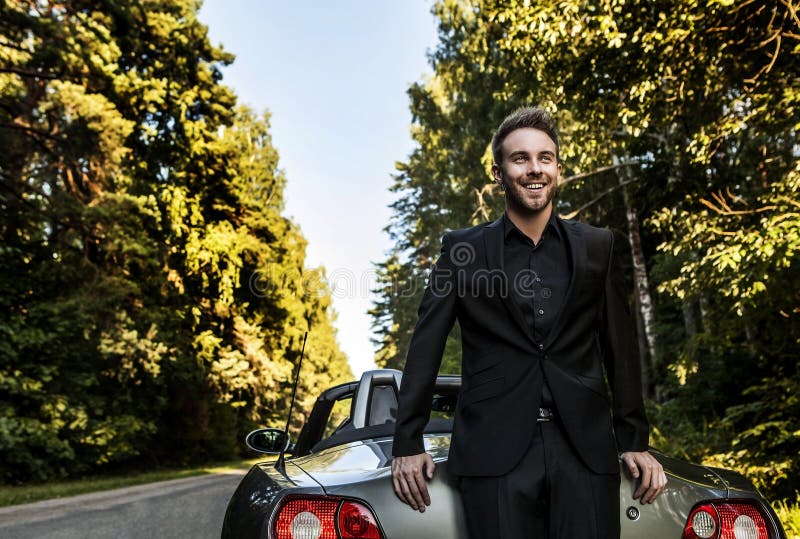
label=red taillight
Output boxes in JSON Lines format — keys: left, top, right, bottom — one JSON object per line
{"left": 683, "top": 501, "right": 770, "bottom": 539}
{"left": 685, "top": 503, "right": 721, "bottom": 539}
{"left": 274, "top": 498, "right": 338, "bottom": 539}
{"left": 338, "top": 501, "right": 381, "bottom": 539}
{"left": 716, "top": 503, "right": 770, "bottom": 539}
{"left": 272, "top": 496, "right": 384, "bottom": 539}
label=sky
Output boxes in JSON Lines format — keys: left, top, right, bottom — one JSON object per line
{"left": 197, "top": 1, "right": 439, "bottom": 377}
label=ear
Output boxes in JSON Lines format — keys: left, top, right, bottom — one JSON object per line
{"left": 491, "top": 163, "right": 503, "bottom": 186}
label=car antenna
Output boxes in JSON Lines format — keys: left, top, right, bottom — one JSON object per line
{"left": 276, "top": 330, "right": 308, "bottom": 473}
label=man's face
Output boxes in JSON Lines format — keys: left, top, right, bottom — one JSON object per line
{"left": 491, "top": 127, "right": 561, "bottom": 215}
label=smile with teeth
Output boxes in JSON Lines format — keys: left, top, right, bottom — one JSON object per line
{"left": 523, "top": 182, "right": 545, "bottom": 190}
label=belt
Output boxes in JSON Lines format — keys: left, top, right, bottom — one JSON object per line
{"left": 537, "top": 406, "right": 555, "bottom": 422}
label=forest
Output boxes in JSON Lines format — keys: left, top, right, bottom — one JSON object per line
{"left": 0, "top": 0, "right": 351, "bottom": 483}
{"left": 370, "top": 0, "right": 799, "bottom": 505}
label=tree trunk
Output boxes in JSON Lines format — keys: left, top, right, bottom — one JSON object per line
{"left": 614, "top": 156, "right": 657, "bottom": 400}
{"left": 682, "top": 300, "right": 698, "bottom": 340}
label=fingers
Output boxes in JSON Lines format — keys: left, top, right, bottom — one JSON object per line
{"left": 624, "top": 452, "right": 667, "bottom": 504}
{"left": 634, "top": 459, "right": 653, "bottom": 501}
{"left": 391, "top": 464, "right": 410, "bottom": 507}
{"left": 392, "top": 460, "right": 417, "bottom": 510}
{"left": 405, "top": 467, "right": 429, "bottom": 511}
{"left": 621, "top": 452, "right": 640, "bottom": 479}
{"left": 425, "top": 453, "right": 436, "bottom": 479}
{"left": 391, "top": 454, "right": 434, "bottom": 512}
{"left": 642, "top": 464, "right": 668, "bottom": 504}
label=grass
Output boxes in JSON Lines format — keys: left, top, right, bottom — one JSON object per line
{"left": 0, "top": 458, "right": 264, "bottom": 508}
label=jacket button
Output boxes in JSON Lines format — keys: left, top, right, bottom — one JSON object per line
{"left": 538, "top": 343, "right": 544, "bottom": 351}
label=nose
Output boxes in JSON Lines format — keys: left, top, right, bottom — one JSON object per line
{"left": 528, "top": 159, "right": 542, "bottom": 175}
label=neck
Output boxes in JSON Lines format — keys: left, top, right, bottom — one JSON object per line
{"left": 505, "top": 203, "right": 553, "bottom": 243}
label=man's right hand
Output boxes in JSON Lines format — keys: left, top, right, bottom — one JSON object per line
{"left": 391, "top": 452, "right": 435, "bottom": 512}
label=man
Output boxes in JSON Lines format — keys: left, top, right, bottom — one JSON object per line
{"left": 390, "top": 106, "right": 667, "bottom": 538}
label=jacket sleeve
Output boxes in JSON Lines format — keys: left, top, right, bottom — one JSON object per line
{"left": 392, "top": 233, "right": 458, "bottom": 457}
{"left": 598, "top": 230, "right": 650, "bottom": 454}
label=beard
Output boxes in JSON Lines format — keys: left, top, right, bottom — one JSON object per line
{"left": 500, "top": 171, "right": 557, "bottom": 215}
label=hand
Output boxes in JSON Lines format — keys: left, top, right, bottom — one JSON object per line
{"left": 391, "top": 452, "right": 435, "bottom": 512}
{"left": 620, "top": 451, "right": 667, "bottom": 504}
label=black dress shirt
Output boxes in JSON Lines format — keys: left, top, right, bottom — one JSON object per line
{"left": 503, "top": 211, "right": 571, "bottom": 406}
{"left": 503, "top": 211, "right": 571, "bottom": 341}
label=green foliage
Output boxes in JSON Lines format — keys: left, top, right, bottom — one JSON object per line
{"left": 373, "top": 0, "right": 799, "bottom": 501}
{"left": 773, "top": 499, "right": 800, "bottom": 539}
{"left": 0, "top": 0, "right": 350, "bottom": 483}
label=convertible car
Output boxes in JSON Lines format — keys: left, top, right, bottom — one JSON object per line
{"left": 221, "top": 369, "right": 787, "bottom": 539}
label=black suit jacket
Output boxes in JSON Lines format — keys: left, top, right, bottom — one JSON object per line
{"left": 392, "top": 216, "right": 649, "bottom": 476}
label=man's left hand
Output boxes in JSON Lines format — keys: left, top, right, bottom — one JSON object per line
{"left": 620, "top": 451, "right": 667, "bottom": 504}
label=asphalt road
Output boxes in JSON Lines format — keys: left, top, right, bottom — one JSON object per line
{"left": 0, "top": 471, "right": 245, "bottom": 539}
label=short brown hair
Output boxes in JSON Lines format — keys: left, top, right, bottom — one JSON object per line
{"left": 491, "top": 106, "right": 559, "bottom": 164}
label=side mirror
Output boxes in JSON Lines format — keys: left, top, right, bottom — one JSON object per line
{"left": 245, "top": 428, "right": 290, "bottom": 454}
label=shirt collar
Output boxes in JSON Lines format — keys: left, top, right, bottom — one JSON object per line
{"left": 503, "top": 208, "right": 562, "bottom": 244}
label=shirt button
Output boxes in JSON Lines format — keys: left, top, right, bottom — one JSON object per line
{"left": 538, "top": 309, "right": 544, "bottom": 315}
{"left": 538, "top": 343, "right": 544, "bottom": 351}
{"left": 535, "top": 277, "right": 542, "bottom": 283}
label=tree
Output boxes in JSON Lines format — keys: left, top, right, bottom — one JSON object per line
{"left": 373, "top": 0, "right": 799, "bottom": 499}
{"left": 0, "top": 0, "right": 350, "bottom": 482}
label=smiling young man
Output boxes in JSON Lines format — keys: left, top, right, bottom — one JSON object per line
{"left": 391, "top": 106, "right": 666, "bottom": 538}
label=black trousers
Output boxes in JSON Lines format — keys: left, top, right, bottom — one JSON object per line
{"left": 458, "top": 418, "right": 621, "bottom": 539}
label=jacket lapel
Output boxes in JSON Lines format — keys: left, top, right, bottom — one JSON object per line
{"left": 543, "top": 218, "right": 586, "bottom": 348}
{"left": 483, "top": 218, "right": 537, "bottom": 345}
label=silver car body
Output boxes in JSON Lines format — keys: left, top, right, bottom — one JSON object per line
{"left": 221, "top": 369, "right": 787, "bottom": 539}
